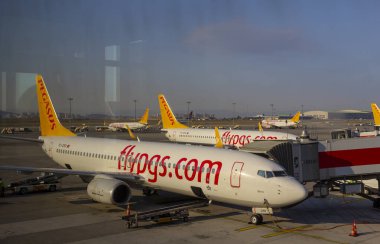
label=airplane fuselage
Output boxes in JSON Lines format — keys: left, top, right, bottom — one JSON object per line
{"left": 42, "top": 136, "right": 307, "bottom": 208}
{"left": 163, "top": 128, "right": 298, "bottom": 148}
{"left": 261, "top": 120, "right": 298, "bottom": 129}
{"left": 109, "top": 122, "right": 147, "bottom": 131}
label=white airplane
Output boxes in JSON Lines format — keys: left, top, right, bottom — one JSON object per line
{"left": 0, "top": 75, "right": 308, "bottom": 225}
{"left": 108, "top": 108, "right": 149, "bottom": 131}
{"left": 261, "top": 111, "right": 301, "bottom": 129}
{"left": 358, "top": 103, "right": 380, "bottom": 138}
{"left": 158, "top": 94, "right": 298, "bottom": 149}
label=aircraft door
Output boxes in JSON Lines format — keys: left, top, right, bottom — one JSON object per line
{"left": 230, "top": 162, "right": 244, "bottom": 188}
{"left": 172, "top": 131, "right": 176, "bottom": 141}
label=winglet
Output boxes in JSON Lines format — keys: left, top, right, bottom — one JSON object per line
{"left": 125, "top": 124, "right": 137, "bottom": 140}
{"left": 138, "top": 108, "right": 149, "bottom": 124}
{"left": 157, "top": 94, "right": 188, "bottom": 129}
{"left": 291, "top": 111, "right": 301, "bottom": 123}
{"left": 214, "top": 127, "right": 223, "bottom": 148}
{"left": 371, "top": 103, "right": 380, "bottom": 126}
{"left": 36, "top": 75, "right": 76, "bottom": 137}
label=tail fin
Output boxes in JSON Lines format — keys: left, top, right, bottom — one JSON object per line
{"left": 371, "top": 103, "right": 380, "bottom": 126}
{"left": 36, "top": 75, "right": 76, "bottom": 137}
{"left": 138, "top": 108, "right": 149, "bottom": 124}
{"left": 291, "top": 111, "right": 301, "bottom": 123}
{"left": 258, "top": 121, "right": 263, "bottom": 132}
{"left": 157, "top": 94, "right": 188, "bottom": 129}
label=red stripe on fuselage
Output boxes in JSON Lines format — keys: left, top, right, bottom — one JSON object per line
{"left": 319, "top": 147, "right": 380, "bottom": 169}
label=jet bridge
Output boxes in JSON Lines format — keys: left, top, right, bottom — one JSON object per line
{"left": 240, "top": 139, "right": 320, "bottom": 183}
{"left": 240, "top": 133, "right": 380, "bottom": 207}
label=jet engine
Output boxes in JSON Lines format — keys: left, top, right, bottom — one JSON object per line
{"left": 87, "top": 175, "right": 131, "bottom": 205}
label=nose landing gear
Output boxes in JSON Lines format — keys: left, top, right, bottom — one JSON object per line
{"left": 250, "top": 214, "right": 263, "bottom": 225}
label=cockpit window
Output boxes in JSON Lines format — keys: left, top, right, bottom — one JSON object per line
{"left": 266, "top": 171, "right": 274, "bottom": 178}
{"left": 273, "top": 171, "right": 287, "bottom": 177}
{"left": 257, "top": 170, "right": 266, "bottom": 178}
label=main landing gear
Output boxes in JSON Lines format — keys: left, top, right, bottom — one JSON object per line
{"left": 142, "top": 187, "right": 157, "bottom": 196}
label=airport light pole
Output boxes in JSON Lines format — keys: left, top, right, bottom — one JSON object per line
{"left": 133, "top": 99, "right": 137, "bottom": 121}
{"left": 187, "top": 101, "right": 191, "bottom": 126}
{"left": 232, "top": 102, "right": 236, "bottom": 126}
{"left": 270, "top": 104, "right": 274, "bottom": 119}
{"left": 301, "top": 104, "right": 304, "bottom": 125}
{"left": 68, "top": 97, "right": 73, "bottom": 121}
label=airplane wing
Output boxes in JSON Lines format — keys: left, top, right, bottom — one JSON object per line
{"left": 0, "top": 165, "right": 145, "bottom": 183}
{"left": 0, "top": 135, "right": 44, "bottom": 143}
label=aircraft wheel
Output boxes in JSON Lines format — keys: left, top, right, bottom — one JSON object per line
{"left": 373, "top": 199, "right": 380, "bottom": 208}
{"left": 250, "top": 214, "right": 263, "bottom": 225}
{"left": 19, "top": 187, "right": 27, "bottom": 195}
{"left": 142, "top": 188, "right": 156, "bottom": 196}
{"left": 49, "top": 185, "right": 57, "bottom": 192}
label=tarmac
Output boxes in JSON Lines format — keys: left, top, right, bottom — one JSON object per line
{"left": 1, "top": 121, "right": 380, "bottom": 244}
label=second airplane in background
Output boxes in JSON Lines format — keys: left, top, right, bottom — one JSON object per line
{"left": 109, "top": 108, "right": 149, "bottom": 131}
{"left": 261, "top": 111, "right": 301, "bottom": 129}
{"left": 158, "top": 94, "right": 298, "bottom": 149}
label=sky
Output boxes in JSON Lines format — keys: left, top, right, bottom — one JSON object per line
{"left": 1, "top": 0, "right": 380, "bottom": 117}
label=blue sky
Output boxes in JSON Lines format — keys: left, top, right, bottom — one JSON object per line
{"left": 1, "top": 0, "right": 380, "bottom": 116}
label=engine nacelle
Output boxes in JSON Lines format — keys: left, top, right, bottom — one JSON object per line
{"left": 87, "top": 175, "right": 131, "bottom": 205}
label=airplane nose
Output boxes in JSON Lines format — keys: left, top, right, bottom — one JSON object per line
{"left": 292, "top": 182, "right": 308, "bottom": 204}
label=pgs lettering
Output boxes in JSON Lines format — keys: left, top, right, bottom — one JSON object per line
{"left": 118, "top": 145, "right": 222, "bottom": 185}
{"left": 221, "top": 131, "right": 278, "bottom": 147}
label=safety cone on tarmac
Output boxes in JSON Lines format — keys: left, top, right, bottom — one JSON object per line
{"left": 125, "top": 204, "right": 131, "bottom": 217}
{"left": 349, "top": 220, "right": 359, "bottom": 237}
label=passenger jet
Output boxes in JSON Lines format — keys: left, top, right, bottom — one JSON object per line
{"left": 158, "top": 94, "right": 298, "bottom": 149}
{"left": 108, "top": 108, "right": 149, "bottom": 131}
{"left": 261, "top": 112, "right": 301, "bottom": 129}
{"left": 0, "top": 75, "right": 307, "bottom": 225}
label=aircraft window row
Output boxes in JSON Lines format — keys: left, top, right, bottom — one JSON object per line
{"left": 56, "top": 148, "right": 118, "bottom": 161}
{"left": 179, "top": 134, "right": 216, "bottom": 139}
{"left": 257, "top": 170, "right": 286, "bottom": 178}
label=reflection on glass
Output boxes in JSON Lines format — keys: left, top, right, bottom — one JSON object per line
{"left": 105, "top": 66, "right": 120, "bottom": 102}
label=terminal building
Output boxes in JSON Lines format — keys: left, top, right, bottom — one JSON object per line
{"left": 304, "top": 110, "right": 372, "bottom": 120}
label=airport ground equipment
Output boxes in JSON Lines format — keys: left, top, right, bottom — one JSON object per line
{"left": 122, "top": 200, "right": 209, "bottom": 228}
{"left": 240, "top": 130, "right": 380, "bottom": 207}
{"left": 6, "top": 173, "right": 62, "bottom": 195}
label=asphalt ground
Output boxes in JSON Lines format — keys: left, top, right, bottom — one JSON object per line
{"left": 1, "top": 125, "right": 380, "bottom": 243}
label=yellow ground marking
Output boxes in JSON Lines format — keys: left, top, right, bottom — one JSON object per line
{"left": 191, "top": 209, "right": 348, "bottom": 244}
{"left": 235, "top": 225, "right": 259, "bottom": 232}
{"left": 261, "top": 225, "right": 311, "bottom": 238}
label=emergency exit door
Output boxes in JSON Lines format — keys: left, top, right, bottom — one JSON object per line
{"left": 230, "top": 162, "right": 244, "bottom": 188}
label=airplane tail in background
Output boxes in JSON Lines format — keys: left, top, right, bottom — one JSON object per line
{"left": 371, "top": 103, "right": 380, "bottom": 126}
{"left": 138, "top": 108, "right": 149, "bottom": 124}
{"left": 158, "top": 94, "right": 188, "bottom": 129}
{"left": 36, "top": 75, "right": 76, "bottom": 137}
{"left": 291, "top": 111, "right": 301, "bottom": 123}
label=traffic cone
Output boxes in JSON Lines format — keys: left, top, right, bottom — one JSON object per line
{"left": 125, "top": 204, "right": 131, "bottom": 217}
{"left": 349, "top": 220, "right": 358, "bottom": 237}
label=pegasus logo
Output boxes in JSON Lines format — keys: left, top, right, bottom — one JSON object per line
{"left": 118, "top": 144, "right": 222, "bottom": 185}
{"left": 37, "top": 79, "right": 56, "bottom": 130}
{"left": 160, "top": 96, "right": 175, "bottom": 126}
